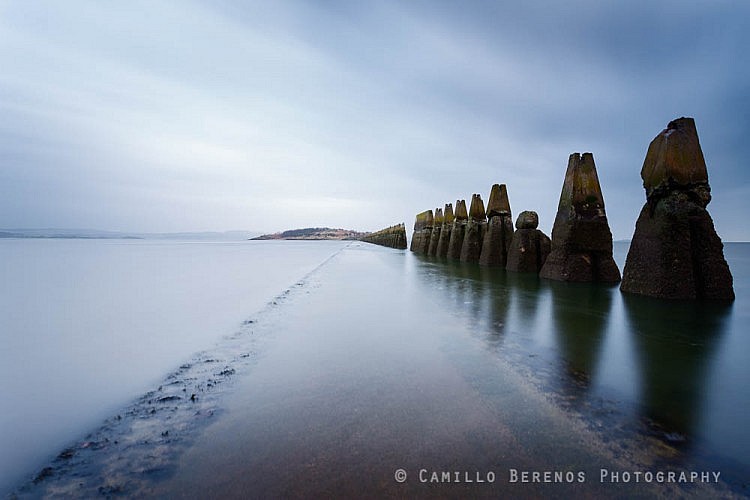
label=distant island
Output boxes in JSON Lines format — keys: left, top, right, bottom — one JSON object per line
{"left": 251, "top": 227, "right": 366, "bottom": 241}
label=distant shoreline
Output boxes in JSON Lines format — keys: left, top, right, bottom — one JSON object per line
{"left": 0, "top": 233, "right": 144, "bottom": 240}
{"left": 250, "top": 227, "right": 366, "bottom": 241}
{"left": 0, "top": 229, "right": 260, "bottom": 241}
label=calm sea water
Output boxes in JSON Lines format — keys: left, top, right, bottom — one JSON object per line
{"left": 412, "top": 242, "right": 750, "bottom": 481}
{"left": 155, "top": 241, "right": 748, "bottom": 497}
{"left": 0, "top": 239, "right": 347, "bottom": 492}
{"left": 3, "top": 239, "right": 748, "bottom": 495}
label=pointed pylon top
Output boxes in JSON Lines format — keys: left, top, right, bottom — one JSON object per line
{"left": 433, "top": 208, "right": 444, "bottom": 225}
{"left": 469, "top": 193, "right": 486, "bottom": 221}
{"left": 443, "top": 203, "right": 454, "bottom": 224}
{"left": 557, "top": 152, "right": 606, "bottom": 217}
{"left": 454, "top": 199, "right": 468, "bottom": 221}
{"left": 486, "top": 183, "right": 511, "bottom": 218}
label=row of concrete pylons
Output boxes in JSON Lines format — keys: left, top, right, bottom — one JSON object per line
{"left": 360, "top": 223, "right": 407, "bottom": 249}
{"left": 409, "top": 117, "right": 735, "bottom": 300}
{"left": 411, "top": 182, "right": 555, "bottom": 275}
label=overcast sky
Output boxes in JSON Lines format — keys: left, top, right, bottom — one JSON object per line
{"left": 1, "top": 1, "right": 748, "bottom": 239}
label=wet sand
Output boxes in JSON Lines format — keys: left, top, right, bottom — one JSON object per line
{"left": 14, "top": 243, "right": 738, "bottom": 498}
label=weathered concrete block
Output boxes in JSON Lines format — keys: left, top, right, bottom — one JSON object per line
{"left": 436, "top": 203, "right": 454, "bottom": 258}
{"left": 506, "top": 211, "right": 551, "bottom": 273}
{"left": 447, "top": 200, "right": 468, "bottom": 260}
{"left": 460, "top": 194, "right": 487, "bottom": 263}
{"left": 361, "top": 223, "right": 407, "bottom": 249}
{"left": 516, "top": 210, "right": 538, "bottom": 229}
{"left": 479, "top": 184, "right": 513, "bottom": 267}
{"left": 409, "top": 210, "right": 433, "bottom": 254}
{"left": 485, "top": 183, "right": 511, "bottom": 218}
{"left": 427, "top": 208, "right": 444, "bottom": 256}
{"left": 540, "top": 153, "right": 621, "bottom": 283}
{"left": 621, "top": 117, "right": 734, "bottom": 300}
{"left": 641, "top": 117, "right": 709, "bottom": 201}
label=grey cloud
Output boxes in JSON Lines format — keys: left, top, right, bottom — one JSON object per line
{"left": 0, "top": 0, "right": 748, "bottom": 238}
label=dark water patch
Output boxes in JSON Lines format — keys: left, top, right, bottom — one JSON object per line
{"left": 411, "top": 244, "right": 748, "bottom": 495}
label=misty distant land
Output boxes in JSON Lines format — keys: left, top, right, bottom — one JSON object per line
{"left": 0, "top": 227, "right": 369, "bottom": 241}
{"left": 250, "top": 227, "right": 367, "bottom": 241}
{"left": 0, "top": 229, "right": 262, "bottom": 241}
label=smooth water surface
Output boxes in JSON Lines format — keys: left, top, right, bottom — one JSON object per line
{"left": 155, "top": 242, "right": 748, "bottom": 497}
{"left": 0, "top": 239, "right": 346, "bottom": 492}
{"left": 412, "top": 242, "right": 749, "bottom": 479}
{"left": 5, "top": 239, "right": 749, "bottom": 496}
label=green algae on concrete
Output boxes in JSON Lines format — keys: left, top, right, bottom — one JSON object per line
{"left": 621, "top": 117, "right": 734, "bottom": 300}
{"left": 557, "top": 152, "right": 605, "bottom": 219}
{"left": 361, "top": 223, "right": 407, "bottom": 250}
{"left": 485, "top": 183, "right": 511, "bottom": 218}
{"left": 540, "top": 153, "right": 621, "bottom": 283}
{"left": 640, "top": 117, "right": 709, "bottom": 201}
{"left": 435, "top": 203, "right": 454, "bottom": 258}
{"left": 506, "top": 210, "right": 551, "bottom": 273}
{"left": 461, "top": 194, "right": 487, "bottom": 263}
{"left": 410, "top": 210, "right": 434, "bottom": 254}
{"left": 480, "top": 184, "right": 514, "bottom": 267}
{"left": 427, "top": 208, "right": 444, "bottom": 256}
{"left": 446, "top": 200, "right": 468, "bottom": 261}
